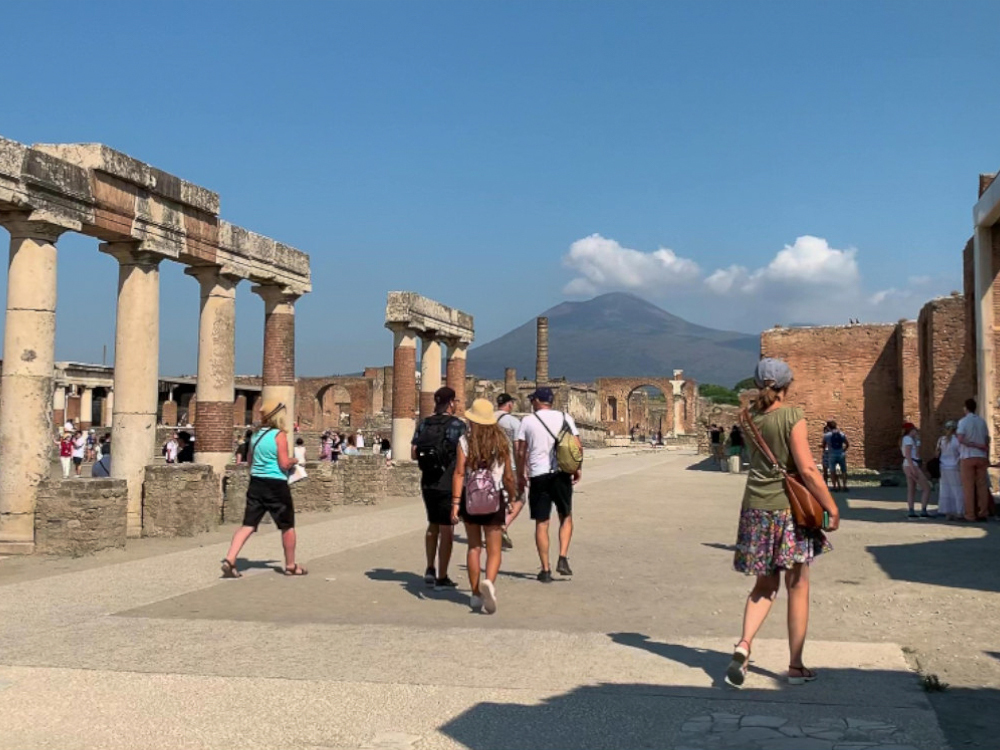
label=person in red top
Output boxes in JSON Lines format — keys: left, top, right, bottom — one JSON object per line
{"left": 57, "top": 433, "right": 73, "bottom": 479}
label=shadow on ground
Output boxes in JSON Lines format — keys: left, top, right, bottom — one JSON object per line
{"left": 685, "top": 457, "right": 727, "bottom": 473}
{"left": 365, "top": 567, "right": 468, "bottom": 603}
{"left": 439, "top": 638, "right": 1000, "bottom": 750}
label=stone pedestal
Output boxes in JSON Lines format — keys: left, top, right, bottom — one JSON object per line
{"left": 446, "top": 339, "right": 468, "bottom": 409}
{"left": 419, "top": 336, "right": 442, "bottom": 419}
{"left": 188, "top": 267, "right": 238, "bottom": 477}
{"left": 390, "top": 325, "right": 418, "bottom": 460}
{"left": 254, "top": 285, "right": 298, "bottom": 437}
{"left": 103, "top": 242, "right": 162, "bottom": 539}
{"left": 0, "top": 217, "right": 64, "bottom": 554}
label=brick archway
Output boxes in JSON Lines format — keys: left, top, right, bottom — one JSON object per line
{"left": 596, "top": 376, "right": 699, "bottom": 437}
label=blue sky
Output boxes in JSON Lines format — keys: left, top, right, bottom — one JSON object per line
{"left": 0, "top": 1, "right": 997, "bottom": 375}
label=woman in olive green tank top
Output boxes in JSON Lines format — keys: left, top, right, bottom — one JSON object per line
{"left": 724, "top": 359, "right": 840, "bottom": 690}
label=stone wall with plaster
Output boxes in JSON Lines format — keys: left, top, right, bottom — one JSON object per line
{"left": 142, "top": 464, "right": 221, "bottom": 537}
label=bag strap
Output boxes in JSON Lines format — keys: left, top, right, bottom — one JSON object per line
{"left": 739, "top": 409, "right": 788, "bottom": 478}
{"left": 534, "top": 412, "right": 560, "bottom": 442}
{"left": 250, "top": 428, "right": 274, "bottom": 454}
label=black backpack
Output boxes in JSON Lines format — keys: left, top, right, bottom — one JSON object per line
{"left": 829, "top": 431, "right": 846, "bottom": 451}
{"left": 414, "top": 415, "right": 457, "bottom": 486}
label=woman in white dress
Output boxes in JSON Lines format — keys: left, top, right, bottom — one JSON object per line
{"left": 902, "top": 422, "right": 932, "bottom": 518}
{"left": 936, "top": 421, "right": 962, "bottom": 521}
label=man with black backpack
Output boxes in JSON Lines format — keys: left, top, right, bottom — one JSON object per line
{"left": 411, "top": 386, "right": 466, "bottom": 590}
{"left": 516, "top": 387, "right": 583, "bottom": 583}
{"left": 825, "top": 420, "right": 849, "bottom": 492}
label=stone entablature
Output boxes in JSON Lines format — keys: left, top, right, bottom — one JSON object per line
{"left": 0, "top": 139, "right": 310, "bottom": 295}
{"left": 385, "top": 292, "right": 474, "bottom": 344}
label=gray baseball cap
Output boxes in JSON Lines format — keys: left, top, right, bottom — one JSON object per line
{"left": 754, "top": 358, "right": 793, "bottom": 390}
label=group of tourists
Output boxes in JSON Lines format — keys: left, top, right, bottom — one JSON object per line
{"left": 820, "top": 421, "right": 849, "bottom": 491}
{"left": 412, "top": 386, "right": 583, "bottom": 613}
{"left": 56, "top": 428, "right": 111, "bottom": 478}
{"left": 904, "top": 399, "right": 995, "bottom": 521}
{"left": 162, "top": 431, "right": 195, "bottom": 464}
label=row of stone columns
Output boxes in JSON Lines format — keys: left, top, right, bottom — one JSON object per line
{"left": 389, "top": 326, "right": 467, "bottom": 459}
{"left": 0, "top": 215, "right": 299, "bottom": 551}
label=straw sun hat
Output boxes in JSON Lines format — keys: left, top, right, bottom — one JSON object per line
{"left": 464, "top": 398, "right": 498, "bottom": 425}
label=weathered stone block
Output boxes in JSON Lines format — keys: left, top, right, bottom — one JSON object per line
{"left": 34, "top": 478, "right": 127, "bottom": 556}
{"left": 142, "top": 464, "right": 220, "bottom": 537}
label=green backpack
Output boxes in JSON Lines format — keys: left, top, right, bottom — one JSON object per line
{"left": 535, "top": 413, "right": 584, "bottom": 473}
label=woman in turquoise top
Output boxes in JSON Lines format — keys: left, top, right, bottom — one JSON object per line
{"left": 725, "top": 359, "right": 839, "bottom": 690}
{"left": 221, "top": 400, "right": 306, "bottom": 577}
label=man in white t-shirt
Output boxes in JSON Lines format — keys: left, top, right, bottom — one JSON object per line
{"left": 495, "top": 393, "right": 522, "bottom": 550}
{"left": 516, "top": 387, "right": 583, "bottom": 582}
{"left": 164, "top": 432, "right": 179, "bottom": 464}
{"left": 956, "top": 397, "right": 993, "bottom": 521}
{"left": 356, "top": 432, "right": 365, "bottom": 449}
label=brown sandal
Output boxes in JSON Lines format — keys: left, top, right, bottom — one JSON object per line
{"left": 220, "top": 559, "right": 242, "bottom": 578}
{"left": 724, "top": 640, "right": 751, "bottom": 689}
{"left": 788, "top": 664, "right": 818, "bottom": 685}
{"left": 284, "top": 563, "right": 308, "bottom": 576}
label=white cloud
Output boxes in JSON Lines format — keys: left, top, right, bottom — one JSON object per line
{"left": 562, "top": 234, "right": 700, "bottom": 296}
{"left": 704, "top": 236, "right": 860, "bottom": 296}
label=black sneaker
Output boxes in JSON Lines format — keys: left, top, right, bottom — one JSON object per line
{"left": 434, "top": 576, "right": 458, "bottom": 590}
{"left": 537, "top": 570, "right": 553, "bottom": 583}
{"left": 556, "top": 556, "right": 573, "bottom": 576}
{"left": 501, "top": 530, "right": 513, "bottom": 550}
{"left": 424, "top": 567, "right": 436, "bottom": 587}
{"left": 907, "top": 511, "right": 918, "bottom": 519}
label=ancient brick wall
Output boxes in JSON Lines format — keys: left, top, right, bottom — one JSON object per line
{"left": 918, "top": 295, "right": 976, "bottom": 458}
{"left": 963, "top": 238, "right": 978, "bottom": 396}
{"left": 142, "top": 464, "right": 221, "bottom": 536}
{"left": 34, "top": 478, "right": 128, "bottom": 555}
{"left": 296, "top": 377, "right": 375, "bottom": 430}
{"left": 387, "top": 462, "right": 421, "bottom": 497}
{"left": 897, "top": 321, "right": 920, "bottom": 425}
{"left": 761, "top": 324, "right": 905, "bottom": 470}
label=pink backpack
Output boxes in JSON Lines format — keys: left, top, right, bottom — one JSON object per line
{"left": 465, "top": 466, "right": 501, "bottom": 515}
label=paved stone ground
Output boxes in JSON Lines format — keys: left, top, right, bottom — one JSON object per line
{"left": 1, "top": 449, "right": 997, "bottom": 749}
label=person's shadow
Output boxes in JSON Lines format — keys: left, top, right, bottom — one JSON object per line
{"left": 220, "top": 558, "right": 284, "bottom": 577}
{"left": 608, "top": 632, "right": 782, "bottom": 685}
{"left": 365, "top": 567, "right": 468, "bottom": 604}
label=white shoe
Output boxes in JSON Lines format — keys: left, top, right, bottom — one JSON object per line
{"left": 470, "top": 594, "right": 483, "bottom": 611}
{"left": 481, "top": 579, "right": 497, "bottom": 614}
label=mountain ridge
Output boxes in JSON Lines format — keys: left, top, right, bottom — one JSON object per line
{"left": 466, "top": 292, "right": 760, "bottom": 387}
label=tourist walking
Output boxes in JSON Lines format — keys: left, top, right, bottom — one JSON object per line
{"left": 725, "top": 358, "right": 838, "bottom": 689}
{"left": 331, "top": 432, "right": 342, "bottom": 462}
{"left": 957, "top": 398, "right": 992, "bottom": 522}
{"left": 91, "top": 441, "right": 112, "bottom": 478}
{"left": 451, "top": 399, "right": 516, "bottom": 613}
{"left": 234, "top": 430, "right": 252, "bottom": 465}
{"left": 728, "top": 424, "right": 745, "bottom": 472}
{"left": 936, "top": 421, "right": 963, "bottom": 521}
{"left": 516, "top": 386, "right": 583, "bottom": 582}
{"left": 412, "top": 386, "right": 466, "bottom": 590}
{"left": 176, "top": 431, "right": 195, "bottom": 463}
{"left": 495, "top": 393, "right": 523, "bottom": 549}
{"left": 820, "top": 423, "right": 831, "bottom": 487}
{"left": 902, "top": 422, "right": 932, "bottom": 518}
{"left": 58, "top": 432, "right": 73, "bottom": 479}
{"left": 71, "top": 429, "right": 86, "bottom": 477}
{"left": 164, "top": 432, "right": 179, "bottom": 464}
{"left": 221, "top": 401, "right": 306, "bottom": 578}
{"left": 826, "top": 421, "right": 849, "bottom": 492}
{"left": 710, "top": 424, "right": 725, "bottom": 467}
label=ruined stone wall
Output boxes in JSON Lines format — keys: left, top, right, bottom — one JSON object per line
{"left": 918, "top": 295, "right": 976, "bottom": 458}
{"left": 142, "top": 464, "right": 221, "bottom": 536}
{"left": 222, "top": 455, "right": 395, "bottom": 523}
{"left": 761, "top": 324, "right": 906, "bottom": 470}
{"left": 387, "top": 462, "right": 421, "bottom": 497}
{"left": 34, "top": 478, "right": 128, "bottom": 555}
{"left": 568, "top": 387, "right": 600, "bottom": 424}
{"left": 296, "top": 377, "right": 374, "bottom": 430}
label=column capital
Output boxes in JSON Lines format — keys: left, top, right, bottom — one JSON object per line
{"left": 0, "top": 211, "right": 70, "bottom": 243}
{"left": 444, "top": 338, "right": 470, "bottom": 355}
{"left": 185, "top": 265, "right": 240, "bottom": 293}
{"left": 252, "top": 284, "right": 301, "bottom": 306}
{"left": 99, "top": 241, "right": 164, "bottom": 269}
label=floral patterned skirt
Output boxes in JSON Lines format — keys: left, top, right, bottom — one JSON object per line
{"left": 733, "top": 508, "right": 832, "bottom": 577}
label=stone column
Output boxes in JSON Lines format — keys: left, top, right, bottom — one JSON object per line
{"left": 53, "top": 386, "right": 66, "bottom": 429}
{"left": 504, "top": 368, "right": 517, "bottom": 396}
{"left": 188, "top": 267, "right": 238, "bottom": 475}
{"left": 102, "top": 242, "right": 162, "bottom": 539}
{"left": 446, "top": 339, "right": 468, "bottom": 409}
{"left": 79, "top": 387, "right": 93, "bottom": 430}
{"left": 0, "top": 216, "right": 63, "bottom": 553}
{"left": 390, "top": 325, "right": 418, "bottom": 459}
{"left": 382, "top": 365, "right": 393, "bottom": 415}
{"left": 253, "top": 285, "right": 298, "bottom": 439}
{"left": 536, "top": 316, "right": 549, "bottom": 385}
{"left": 101, "top": 389, "right": 114, "bottom": 427}
{"left": 419, "top": 335, "right": 442, "bottom": 419}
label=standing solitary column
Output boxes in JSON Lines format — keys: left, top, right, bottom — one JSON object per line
{"left": 102, "top": 388, "right": 114, "bottom": 428}
{"left": 188, "top": 267, "right": 238, "bottom": 477}
{"left": 103, "top": 242, "right": 162, "bottom": 539}
{"left": 446, "top": 339, "right": 468, "bottom": 409}
{"left": 53, "top": 386, "right": 67, "bottom": 430}
{"left": 253, "top": 285, "right": 298, "bottom": 439}
{"left": 0, "top": 215, "right": 64, "bottom": 553}
{"left": 536, "top": 316, "right": 549, "bottom": 385}
{"left": 79, "top": 387, "right": 93, "bottom": 430}
{"left": 389, "top": 325, "right": 418, "bottom": 459}
{"left": 419, "top": 335, "right": 442, "bottom": 419}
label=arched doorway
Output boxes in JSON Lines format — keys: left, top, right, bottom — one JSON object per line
{"left": 316, "top": 384, "right": 352, "bottom": 430}
{"left": 626, "top": 385, "right": 668, "bottom": 441}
